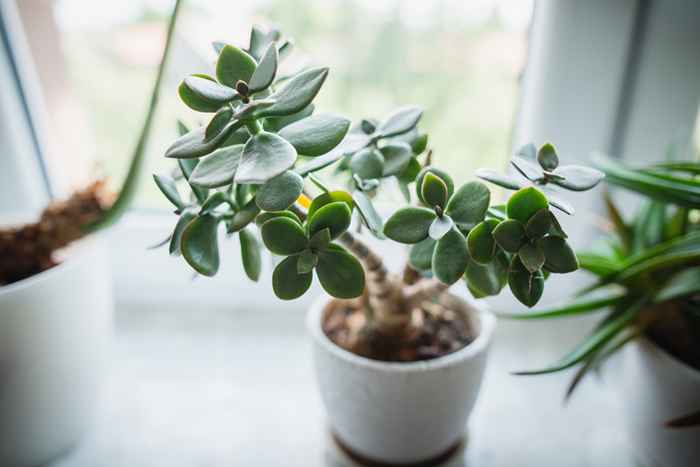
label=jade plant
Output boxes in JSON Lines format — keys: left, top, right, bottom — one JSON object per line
{"left": 154, "top": 25, "right": 603, "bottom": 348}
{"left": 506, "top": 154, "right": 700, "bottom": 427}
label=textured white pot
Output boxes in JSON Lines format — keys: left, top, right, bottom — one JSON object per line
{"left": 308, "top": 294, "right": 494, "bottom": 465}
{"left": 622, "top": 338, "right": 700, "bottom": 467}
{"left": 0, "top": 236, "right": 112, "bottom": 467}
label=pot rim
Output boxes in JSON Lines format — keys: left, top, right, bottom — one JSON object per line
{"left": 637, "top": 335, "right": 700, "bottom": 382}
{"left": 306, "top": 292, "right": 495, "bottom": 372}
{"left": 0, "top": 234, "right": 102, "bottom": 298}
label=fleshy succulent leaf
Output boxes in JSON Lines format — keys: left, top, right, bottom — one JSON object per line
{"left": 316, "top": 243, "right": 365, "bottom": 298}
{"left": 432, "top": 228, "right": 469, "bottom": 285}
{"left": 307, "top": 201, "right": 352, "bottom": 239}
{"left": 445, "top": 181, "right": 491, "bottom": 228}
{"left": 539, "top": 236, "right": 579, "bottom": 273}
{"left": 181, "top": 214, "right": 221, "bottom": 276}
{"left": 467, "top": 219, "right": 499, "bottom": 264}
{"left": 279, "top": 113, "right": 351, "bottom": 157}
{"left": 272, "top": 255, "right": 312, "bottom": 300}
{"left": 506, "top": 187, "right": 549, "bottom": 224}
{"left": 248, "top": 43, "right": 278, "bottom": 93}
{"left": 493, "top": 219, "right": 526, "bottom": 253}
{"left": 384, "top": 207, "right": 436, "bottom": 244}
{"left": 255, "top": 170, "right": 304, "bottom": 211}
{"left": 537, "top": 143, "right": 559, "bottom": 171}
{"left": 239, "top": 228, "right": 261, "bottom": 281}
{"left": 216, "top": 44, "right": 257, "bottom": 87}
{"left": 189, "top": 144, "right": 243, "bottom": 188}
{"left": 377, "top": 106, "right": 423, "bottom": 138}
{"left": 235, "top": 131, "right": 297, "bottom": 184}
{"left": 260, "top": 217, "right": 308, "bottom": 255}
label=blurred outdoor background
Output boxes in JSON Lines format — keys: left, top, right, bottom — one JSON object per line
{"left": 22, "top": 0, "right": 534, "bottom": 207}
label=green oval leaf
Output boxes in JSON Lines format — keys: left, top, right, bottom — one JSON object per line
{"left": 216, "top": 45, "right": 257, "bottom": 87}
{"left": 467, "top": 219, "right": 499, "bottom": 264}
{"left": 239, "top": 228, "right": 261, "bottom": 281}
{"left": 169, "top": 210, "right": 197, "bottom": 256}
{"left": 227, "top": 198, "right": 261, "bottom": 233}
{"left": 446, "top": 181, "right": 491, "bottom": 228}
{"left": 307, "top": 201, "right": 352, "bottom": 239}
{"left": 429, "top": 215, "right": 454, "bottom": 240}
{"left": 409, "top": 237, "right": 437, "bottom": 271}
{"left": 421, "top": 172, "right": 448, "bottom": 208}
{"left": 153, "top": 173, "right": 184, "bottom": 209}
{"left": 316, "top": 243, "right": 365, "bottom": 298}
{"left": 518, "top": 242, "right": 545, "bottom": 273}
{"left": 255, "top": 170, "right": 304, "bottom": 211}
{"left": 525, "top": 208, "right": 552, "bottom": 239}
{"left": 297, "top": 249, "right": 318, "bottom": 274}
{"left": 416, "top": 167, "right": 454, "bottom": 203}
{"left": 384, "top": 207, "right": 436, "bottom": 244}
{"left": 508, "top": 256, "right": 544, "bottom": 307}
{"left": 506, "top": 186, "right": 549, "bottom": 224}
{"left": 279, "top": 113, "right": 350, "bottom": 157}
{"left": 181, "top": 214, "right": 221, "bottom": 277}
{"left": 537, "top": 143, "right": 559, "bottom": 171}
{"left": 260, "top": 217, "right": 308, "bottom": 255}
{"left": 380, "top": 142, "right": 413, "bottom": 176}
{"left": 432, "top": 228, "right": 469, "bottom": 285}
{"left": 272, "top": 255, "right": 313, "bottom": 300}
{"left": 205, "top": 107, "right": 233, "bottom": 142}
{"left": 248, "top": 43, "right": 278, "bottom": 93}
{"left": 189, "top": 144, "right": 243, "bottom": 188}
{"left": 352, "top": 190, "right": 383, "bottom": 236}
{"left": 511, "top": 156, "right": 543, "bottom": 181}
{"left": 377, "top": 106, "right": 423, "bottom": 138}
{"left": 178, "top": 75, "right": 231, "bottom": 113}
{"left": 308, "top": 191, "right": 354, "bottom": 219}
{"left": 539, "top": 236, "right": 579, "bottom": 273}
{"left": 475, "top": 168, "right": 524, "bottom": 191}
{"left": 492, "top": 219, "right": 526, "bottom": 253}
{"left": 350, "top": 148, "right": 384, "bottom": 179}
{"left": 235, "top": 131, "right": 298, "bottom": 184}
{"left": 256, "top": 67, "right": 329, "bottom": 118}
{"left": 255, "top": 210, "right": 301, "bottom": 228}
{"left": 465, "top": 251, "right": 508, "bottom": 297}
{"left": 165, "top": 124, "right": 239, "bottom": 159}
{"left": 552, "top": 165, "right": 605, "bottom": 191}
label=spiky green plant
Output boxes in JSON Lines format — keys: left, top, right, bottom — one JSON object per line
{"left": 154, "top": 24, "right": 602, "bottom": 343}
{"left": 505, "top": 153, "right": 700, "bottom": 428}
{"left": 0, "top": 0, "right": 181, "bottom": 285}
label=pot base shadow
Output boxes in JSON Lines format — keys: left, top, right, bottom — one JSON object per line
{"left": 331, "top": 431, "right": 466, "bottom": 467}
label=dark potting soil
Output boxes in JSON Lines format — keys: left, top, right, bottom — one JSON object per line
{"left": 322, "top": 301, "right": 475, "bottom": 362}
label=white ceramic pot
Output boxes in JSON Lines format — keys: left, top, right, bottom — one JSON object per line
{"left": 308, "top": 294, "right": 494, "bottom": 465}
{"left": 0, "top": 236, "right": 112, "bottom": 467}
{"left": 622, "top": 338, "right": 700, "bottom": 467}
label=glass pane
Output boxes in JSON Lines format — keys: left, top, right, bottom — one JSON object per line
{"left": 39, "top": 0, "right": 533, "bottom": 207}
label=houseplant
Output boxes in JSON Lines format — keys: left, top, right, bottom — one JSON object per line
{"left": 0, "top": 2, "right": 181, "bottom": 465}
{"left": 504, "top": 154, "right": 700, "bottom": 466}
{"left": 153, "top": 23, "right": 603, "bottom": 464}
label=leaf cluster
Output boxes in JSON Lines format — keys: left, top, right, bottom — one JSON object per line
{"left": 506, "top": 154, "right": 700, "bottom": 415}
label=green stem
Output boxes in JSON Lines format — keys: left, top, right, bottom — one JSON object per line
{"left": 84, "top": 0, "right": 183, "bottom": 233}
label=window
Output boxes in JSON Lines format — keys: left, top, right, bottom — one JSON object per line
{"left": 20, "top": 0, "right": 533, "bottom": 207}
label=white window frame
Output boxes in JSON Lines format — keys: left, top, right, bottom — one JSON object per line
{"left": 3, "top": 0, "right": 700, "bottom": 309}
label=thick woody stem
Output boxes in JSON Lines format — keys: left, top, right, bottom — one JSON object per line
{"left": 337, "top": 232, "right": 410, "bottom": 336}
{"left": 404, "top": 277, "right": 449, "bottom": 309}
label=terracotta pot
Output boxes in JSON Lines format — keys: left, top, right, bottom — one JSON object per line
{"left": 307, "top": 293, "right": 494, "bottom": 465}
{"left": 622, "top": 337, "right": 700, "bottom": 467}
{"left": 0, "top": 236, "right": 112, "bottom": 467}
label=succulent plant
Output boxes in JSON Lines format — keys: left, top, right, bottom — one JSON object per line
{"left": 0, "top": 0, "right": 182, "bottom": 285}
{"left": 505, "top": 153, "right": 700, "bottom": 427}
{"left": 154, "top": 24, "right": 602, "bottom": 341}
